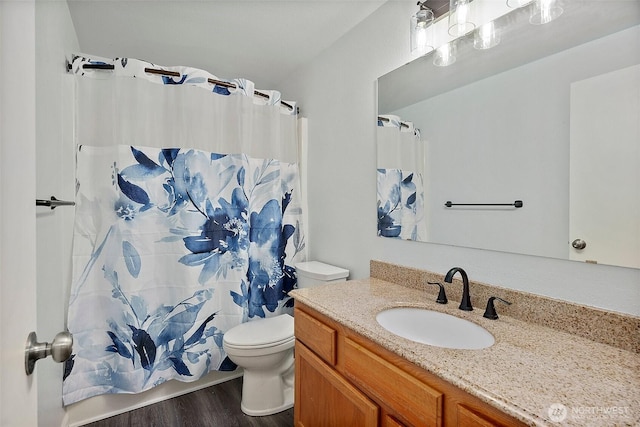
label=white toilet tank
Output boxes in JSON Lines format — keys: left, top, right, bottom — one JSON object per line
{"left": 295, "top": 261, "right": 349, "bottom": 288}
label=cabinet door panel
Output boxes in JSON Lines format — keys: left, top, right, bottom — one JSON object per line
{"left": 383, "top": 414, "right": 406, "bottom": 427}
{"left": 457, "top": 404, "right": 509, "bottom": 427}
{"left": 343, "top": 337, "right": 443, "bottom": 427}
{"left": 295, "top": 341, "right": 379, "bottom": 427}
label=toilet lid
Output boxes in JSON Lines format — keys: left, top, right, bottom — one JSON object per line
{"left": 295, "top": 261, "right": 349, "bottom": 281}
{"left": 223, "top": 314, "right": 294, "bottom": 348}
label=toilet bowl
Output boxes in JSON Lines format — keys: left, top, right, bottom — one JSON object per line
{"left": 223, "top": 261, "right": 349, "bottom": 416}
{"left": 222, "top": 314, "right": 295, "bottom": 416}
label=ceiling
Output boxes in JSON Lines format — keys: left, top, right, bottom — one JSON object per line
{"left": 67, "top": 0, "right": 386, "bottom": 89}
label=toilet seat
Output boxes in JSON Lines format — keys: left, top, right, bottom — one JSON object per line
{"left": 223, "top": 314, "right": 294, "bottom": 350}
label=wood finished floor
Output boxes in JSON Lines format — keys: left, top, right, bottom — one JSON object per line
{"left": 83, "top": 377, "right": 294, "bottom": 427}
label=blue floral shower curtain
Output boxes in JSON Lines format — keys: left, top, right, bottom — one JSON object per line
{"left": 63, "top": 56, "right": 305, "bottom": 405}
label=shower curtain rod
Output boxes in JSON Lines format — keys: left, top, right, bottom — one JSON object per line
{"left": 68, "top": 62, "right": 296, "bottom": 112}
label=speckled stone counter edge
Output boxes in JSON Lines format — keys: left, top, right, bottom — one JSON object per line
{"left": 370, "top": 260, "right": 640, "bottom": 353}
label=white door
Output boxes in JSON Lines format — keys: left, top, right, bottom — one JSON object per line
{"left": 1, "top": 0, "right": 39, "bottom": 425}
{"left": 569, "top": 64, "right": 640, "bottom": 268}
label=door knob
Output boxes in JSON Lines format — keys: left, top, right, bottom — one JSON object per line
{"left": 25, "top": 331, "right": 73, "bottom": 375}
{"left": 571, "top": 239, "right": 587, "bottom": 250}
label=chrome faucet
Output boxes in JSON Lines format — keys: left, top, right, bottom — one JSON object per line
{"left": 444, "top": 267, "right": 473, "bottom": 311}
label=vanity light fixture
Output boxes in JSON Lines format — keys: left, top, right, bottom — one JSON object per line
{"left": 433, "top": 42, "right": 456, "bottom": 66}
{"left": 409, "top": 0, "right": 564, "bottom": 66}
{"left": 411, "top": 2, "right": 436, "bottom": 56}
{"left": 448, "top": 0, "right": 475, "bottom": 37}
{"left": 529, "top": 0, "right": 563, "bottom": 25}
{"left": 473, "top": 21, "right": 500, "bottom": 50}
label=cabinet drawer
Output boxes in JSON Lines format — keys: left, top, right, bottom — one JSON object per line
{"left": 343, "top": 337, "right": 443, "bottom": 427}
{"left": 294, "top": 307, "right": 337, "bottom": 365}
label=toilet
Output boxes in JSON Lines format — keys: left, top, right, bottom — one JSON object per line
{"left": 295, "top": 261, "right": 350, "bottom": 288}
{"left": 222, "top": 261, "right": 349, "bottom": 416}
{"left": 222, "top": 314, "right": 296, "bottom": 416}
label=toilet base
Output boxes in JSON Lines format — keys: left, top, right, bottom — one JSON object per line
{"left": 238, "top": 356, "right": 295, "bottom": 416}
{"left": 240, "top": 384, "right": 293, "bottom": 416}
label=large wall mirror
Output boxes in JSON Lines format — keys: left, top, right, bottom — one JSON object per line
{"left": 377, "top": 1, "right": 640, "bottom": 269}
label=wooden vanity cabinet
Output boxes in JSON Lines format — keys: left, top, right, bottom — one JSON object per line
{"left": 295, "top": 342, "right": 379, "bottom": 426}
{"left": 294, "top": 303, "right": 527, "bottom": 427}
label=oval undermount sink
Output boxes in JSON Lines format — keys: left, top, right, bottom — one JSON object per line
{"left": 376, "top": 307, "right": 495, "bottom": 350}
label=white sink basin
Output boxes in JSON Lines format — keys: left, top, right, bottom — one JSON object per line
{"left": 376, "top": 307, "right": 495, "bottom": 350}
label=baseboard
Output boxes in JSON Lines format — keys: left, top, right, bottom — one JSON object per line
{"left": 63, "top": 370, "right": 243, "bottom": 427}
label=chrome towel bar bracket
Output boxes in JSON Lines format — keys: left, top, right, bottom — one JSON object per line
{"left": 36, "top": 196, "right": 75, "bottom": 209}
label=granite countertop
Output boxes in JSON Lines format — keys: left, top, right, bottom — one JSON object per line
{"left": 290, "top": 278, "right": 640, "bottom": 426}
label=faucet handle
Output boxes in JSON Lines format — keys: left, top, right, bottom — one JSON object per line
{"left": 483, "top": 296, "right": 512, "bottom": 320}
{"left": 427, "top": 282, "right": 448, "bottom": 304}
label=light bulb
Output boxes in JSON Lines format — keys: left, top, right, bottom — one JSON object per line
{"left": 530, "top": 0, "right": 563, "bottom": 25}
{"left": 411, "top": 8, "right": 434, "bottom": 55}
{"left": 416, "top": 26, "right": 428, "bottom": 51}
{"left": 448, "top": 0, "right": 475, "bottom": 37}
{"left": 457, "top": 3, "right": 468, "bottom": 27}
{"left": 434, "top": 43, "right": 456, "bottom": 67}
{"left": 474, "top": 21, "right": 500, "bottom": 50}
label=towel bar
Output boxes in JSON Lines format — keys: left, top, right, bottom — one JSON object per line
{"left": 444, "top": 200, "right": 523, "bottom": 208}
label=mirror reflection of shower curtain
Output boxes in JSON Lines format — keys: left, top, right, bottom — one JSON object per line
{"left": 64, "top": 55, "right": 306, "bottom": 405}
{"left": 377, "top": 115, "right": 427, "bottom": 241}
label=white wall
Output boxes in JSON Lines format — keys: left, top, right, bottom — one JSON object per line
{"left": 278, "top": 1, "right": 640, "bottom": 316}
{"left": 1, "top": 1, "right": 39, "bottom": 426}
{"left": 35, "top": 2, "right": 79, "bottom": 425}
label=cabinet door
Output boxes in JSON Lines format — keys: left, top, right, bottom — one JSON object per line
{"left": 457, "top": 404, "right": 510, "bottom": 427}
{"left": 343, "top": 337, "right": 443, "bottom": 426}
{"left": 383, "top": 414, "right": 406, "bottom": 427}
{"left": 295, "top": 341, "right": 379, "bottom": 427}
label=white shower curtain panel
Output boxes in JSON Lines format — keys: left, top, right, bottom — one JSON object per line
{"left": 377, "top": 115, "right": 427, "bottom": 241}
{"left": 63, "top": 55, "right": 305, "bottom": 405}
